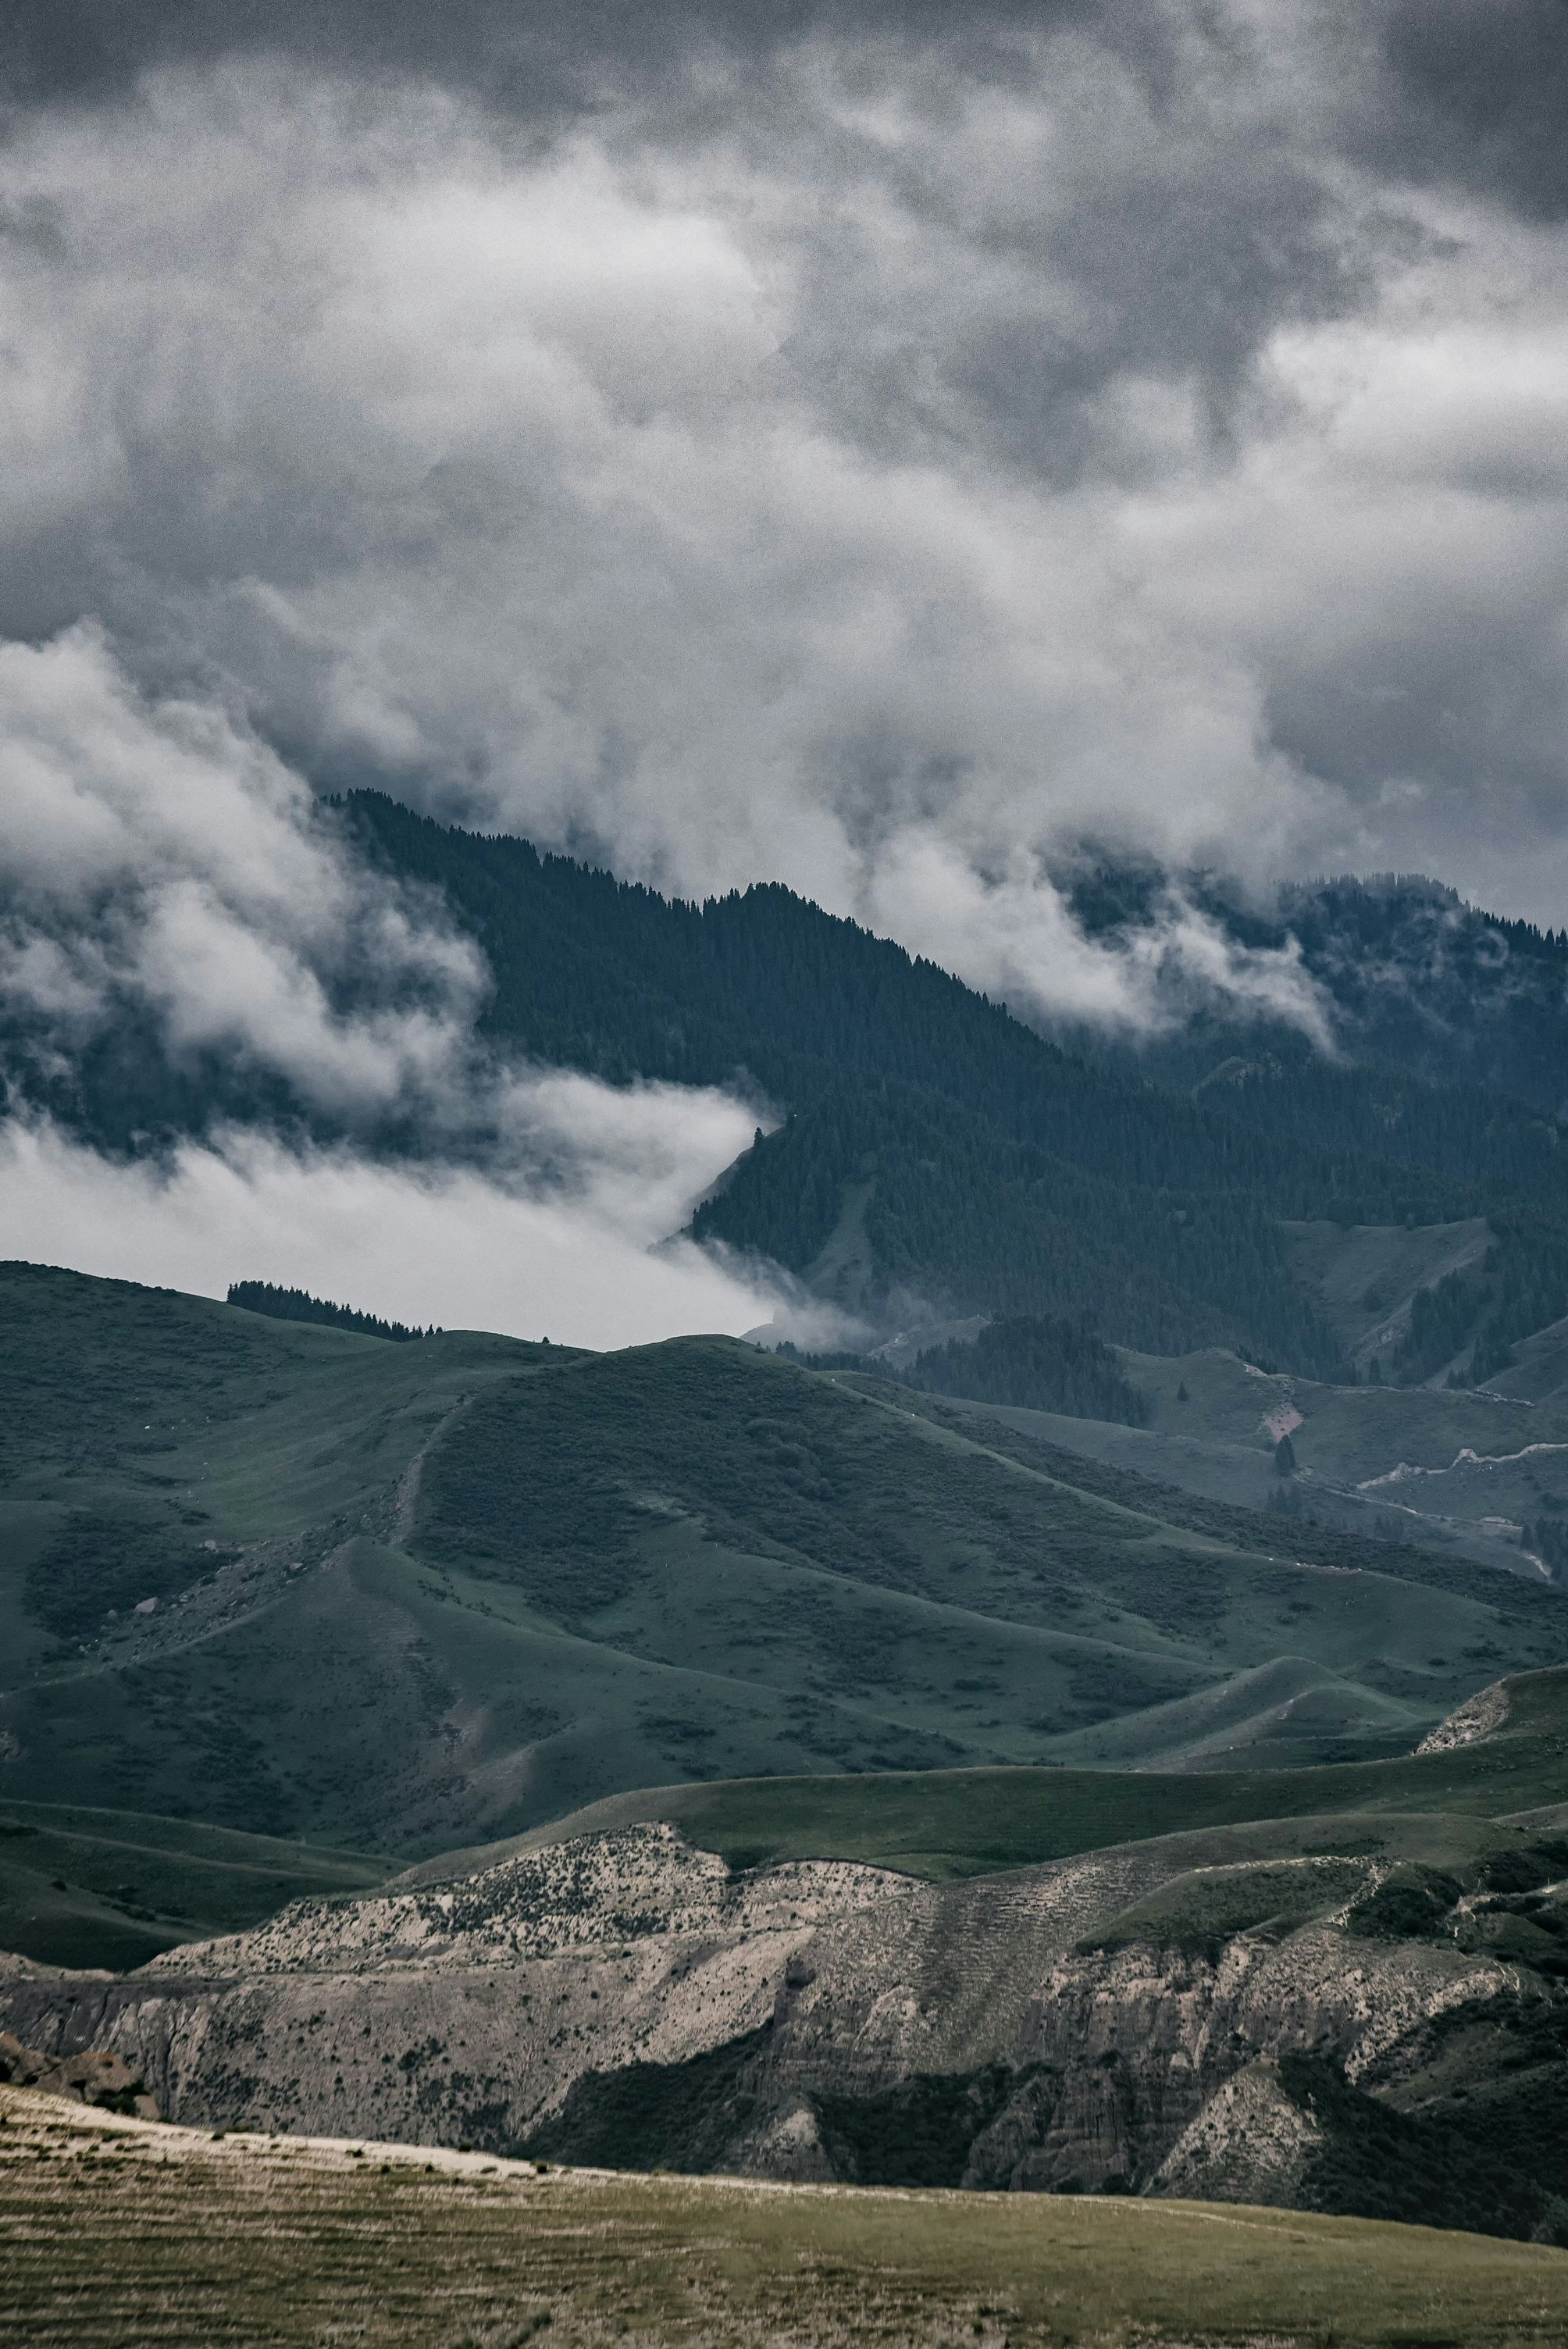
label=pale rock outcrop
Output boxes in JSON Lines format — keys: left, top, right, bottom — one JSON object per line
{"left": 1417, "top": 1677, "right": 1511, "bottom": 1753}
{"left": 1153, "top": 2057, "right": 1322, "bottom": 2205}
{"left": 0, "top": 1821, "right": 1514, "bottom": 2201}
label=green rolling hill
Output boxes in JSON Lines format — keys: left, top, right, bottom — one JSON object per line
{"left": 401, "top": 1661, "right": 1568, "bottom": 1887}
{"left": 918, "top": 1335, "right": 1568, "bottom": 1582}
{"left": 0, "top": 1800, "right": 386, "bottom": 1972}
{"left": 5, "top": 1259, "right": 1568, "bottom": 1973}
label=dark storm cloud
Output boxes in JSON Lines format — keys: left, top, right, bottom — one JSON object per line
{"left": 10, "top": 0, "right": 1568, "bottom": 1334}
{"left": 0, "top": 2, "right": 1384, "bottom": 489}
{"left": 1377, "top": 0, "right": 1568, "bottom": 223}
{"left": 0, "top": 0, "right": 1566, "bottom": 1019}
{"left": 11, "top": 0, "right": 1567, "bottom": 235}
{"left": 0, "top": 0, "right": 1100, "bottom": 111}
{"left": 778, "top": 66, "right": 1380, "bottom": 489}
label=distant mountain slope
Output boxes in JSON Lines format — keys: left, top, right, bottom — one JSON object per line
{"left": 6, "top": 795, "right": 1567, "bottom": 1373}
{"left": 5, "top": 1264, "right": 1568, "bottom": 1945}
{"left": 1064, "top": 863, "right": 1568, "bottom": 1115}
{"left": 351, "top": 799, "right": 1568, "bottom": 1371}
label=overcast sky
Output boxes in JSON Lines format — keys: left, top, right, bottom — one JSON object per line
{"left": 1, "top": 0, "right": 1565, "bottom": 1335}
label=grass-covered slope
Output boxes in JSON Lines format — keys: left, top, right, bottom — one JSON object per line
{"left": 408, "top": 1338, "right": 1568, "bottom": 1789}
{"left": 1281, "top": 1214, "right": 1495, "bottom": 1377}
{"left": 0, "top": 1800, "right": 385, "bottom": 1971}
{"left": 10, "top": 2089, "right": 1568, "bottom": 2349}
{"left": 0, "top": 1260, "right": 570, "bottom": 1849}
{"left": 930, "top": 1338, "right": 1568, "bottom": 1580}
{"left": 410, "top": 1664, "right": 1568, "bottom": 1885}
{"left": 5, "top": 1262, "right": 1568, "bottom": 1952}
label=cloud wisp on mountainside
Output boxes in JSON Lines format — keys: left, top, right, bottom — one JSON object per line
{"left": 1, "top": 0, "right": 1566, "bottom": 1329}
{"left": 0, "top": 626, "right": 815, "bottom": 1345}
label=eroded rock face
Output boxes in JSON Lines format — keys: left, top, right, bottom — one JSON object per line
{"left": 0, "top": 2030, "right": 159, "bottom": 2119}
{"left": 746, "top": 1916, "right": 1509, "bottom": 2197}
{"left": 0, "top": 1823, "right": 1514, "bottom": 2203}
{"left": 144, "top": 1823, "right": 907, "bottom": 1978}
{"left": 1418, "top": 1678, "right": 1512, "bottom": 1753}
{"left": 0, "top": 1827, "right": 915, "bottom": 2151}
{"left": 1153, "top": 2056, "right": 1322, "bottom": 2205}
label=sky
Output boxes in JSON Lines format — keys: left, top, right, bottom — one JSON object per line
{"left": 1, "top": 0, "right": 1566, "bottom": 1340}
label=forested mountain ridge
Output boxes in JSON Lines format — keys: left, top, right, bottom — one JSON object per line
{"left": 1064, "top": 860, "right": 1568, "bottom": 1115}
{"left": 5, "top": 789, "right": 1566, "bottom": 1378}
{"left": 345, "top": 797, "right": 1561, "bottom": 1227}
{"left": 344, "top": 797, "right": 1568, "bottom": 1377}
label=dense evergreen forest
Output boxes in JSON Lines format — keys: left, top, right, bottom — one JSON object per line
{"left": 226, "top": 1281, "right": 434, "bottom": 1343}
{"left": 5, "top": 789, "right": 1566, "bottom": 1381}
{"left": 786, "top": 1314, "right": 1149, "bottom": 1425}
{"left": 1064, "top": 861, "right": 1568, "bottom": 1115}
{"left": 341, "top": 795, "right": 1567, "bottom": 1377}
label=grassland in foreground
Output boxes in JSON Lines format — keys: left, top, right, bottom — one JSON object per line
{"left": 5, "top": 2086, "right": 1568, "bottom": 2349}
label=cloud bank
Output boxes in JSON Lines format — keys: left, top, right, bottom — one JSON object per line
{"left": 0, "top": 625, "right": 486, "bottom": 1118}
{"left": 0, "top": 3, "right": 1563, "bottom": 950}
{"left": 0, "top": 627, "right": 813, "bottom": 1344}
{"left": 2, "top": 2, "right": 1566, "bottom": 1328}
{"left": 0, "top": 1115, "right": 793, "bottom": 1352}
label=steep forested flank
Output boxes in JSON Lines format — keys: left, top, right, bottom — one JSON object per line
{"left": 8, "top": 790, "right": 1568, "bottom": 1378}
{"left": 1065, "top": 861, "right": 1568, "bottom": 1114}
{"left": 787, "top": 1316, "right": 1148, "bottom": 1427}
{"left": 1384, "top": 1216, "right": 1568, "bottom": 1387}
{"left": 344, "top": 798, "right": 1568, "bottom": 1378}
{"left": 226, "top": 1281, "right": 436, "bottom": 1344}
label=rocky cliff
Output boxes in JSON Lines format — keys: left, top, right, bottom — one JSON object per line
{"left": 2, "top": 1813, "right": 1547, "bottom": 2228}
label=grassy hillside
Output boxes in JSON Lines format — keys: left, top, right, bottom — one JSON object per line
{"left": 407, "top": 1338, "right": 1568, "bottom": 1788}
{"left": 9, "top": 2089, "right": 1568, "bottom": 2349}
{"left": 936, "top": 1338, "right": 1568, "bottom": 1577}
{"left": 408, "top": 1664, "right": 1568, "bottom": 1884}
{"left": 1282, "top": 1216, "right": 1495, "bottom": 1378}
{"left": 1491, "top": 1314, "right": 1568, "bottom": 1405}
{"left": 0, "top": 1800, "right": 385, "bottom": 1971}
{"left": 6, "top": 1262, "right": 1568, "bottom": 1963}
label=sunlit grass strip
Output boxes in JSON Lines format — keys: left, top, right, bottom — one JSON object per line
{"left": 4, "top": 2086, "right": 1568, "bottom": 2347}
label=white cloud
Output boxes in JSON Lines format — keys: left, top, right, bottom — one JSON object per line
{"left": 866, "top": 829, "right": 1337, "bottom": 1044}
{"left": 0, "top": 1114, "right": 788, "bottom": 1352}
{"left": 2, "top": 16, "right": 1566, "bottom": 1064}
{"left": 0, "top": 623, "right": 486, "bottom": 1116}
